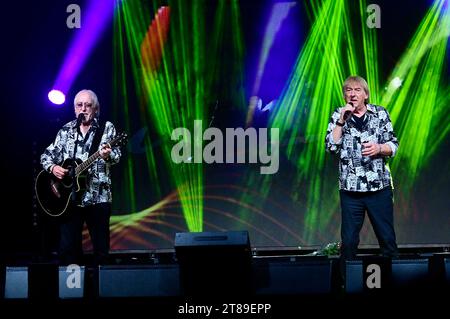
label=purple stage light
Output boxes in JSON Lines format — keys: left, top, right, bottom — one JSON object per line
{"left": 48, "top": 89, "right": 66, "bottom": 105}
{"left": 251, "top": 1, "right": 300, "bottom": 102}
{"left": 53, "top": 0, "right": 115, "bottom": 95}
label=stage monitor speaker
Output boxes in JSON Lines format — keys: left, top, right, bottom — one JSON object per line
{"left": 98, "top": 265, "right": 180, "bottom": 297}
{"left": 345, "top": 260, "right": 364, "bottom": 293}
{"left": 346, "top": 257, "right": 392, "bottom": 294}
{"left": 174, "top": 231, "right": 252, "bottom": 296}
{"left": 175, "top": 230, "right": 252, "bottom": 266}
{"left": 59, "top": 265, "right": 85, "bottom": 299}
{"left": 175, "top": 230, "right": 250, "bottom": 251}
{"left": 391, "top": 259, "right": 429, "bottom": 290}
{"left": 4, "top": 267, "right": 28, "bottom": 299}
{"left": 346, "top": 258, "right": 430, "bottom": 294}
{"left": 253, "top": 258, "right": 332, "bottom": 295}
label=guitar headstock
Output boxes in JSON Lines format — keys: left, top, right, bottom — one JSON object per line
{"left": 110, "top": 132, "right": 128, "bottom": 148}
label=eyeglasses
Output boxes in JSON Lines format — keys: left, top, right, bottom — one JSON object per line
{"left": 75, "top": 102, "right": 93, "bottom": 109}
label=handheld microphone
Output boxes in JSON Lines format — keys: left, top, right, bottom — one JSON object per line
{"left": 343, "top": 102, "right": 354, "bottom": 121}
{"left": 76, "top": 113, "right": 85, "bottom": 126}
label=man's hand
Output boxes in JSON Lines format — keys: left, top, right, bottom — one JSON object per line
{"left": 340, "top": 103, "right": 355, "bottom": 122}
{"left": 52, "top": 165, "right": 69, "bottom": 179}
{"left": 362, "top": 142, "right": 382, "bottom": 157}
{"left": 100, "top": 144, "right": 112, "bottom": 160}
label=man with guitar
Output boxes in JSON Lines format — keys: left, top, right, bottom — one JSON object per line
{"left": 39, "top": 89, "right": 122, "bottom": 265}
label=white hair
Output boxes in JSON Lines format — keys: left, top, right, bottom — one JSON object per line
{"left": 73, "top": 89, "right": 100, "bottom": 116}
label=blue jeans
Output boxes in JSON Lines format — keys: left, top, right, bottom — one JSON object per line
{"left": 340, "top": 187, "right": 398, "bottom": 259}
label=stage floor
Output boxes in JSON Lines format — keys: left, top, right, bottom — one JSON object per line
{"left": 1, "top": 247, "right": 449, "bottom": 316}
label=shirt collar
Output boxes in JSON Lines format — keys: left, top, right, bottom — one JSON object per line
{"left": 71, "top": 116, "right": 99, "bottom": 129}
{"left": 91, "top": 117, "right": 99, "bottom": 129}
{"left": 366, "top": 104, "right": 376, "bottom": 114}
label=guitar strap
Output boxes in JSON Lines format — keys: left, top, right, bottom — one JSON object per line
{"left": 89, "top": 119, "right": 106, "bottom": 157}
{"left": 72, "top": 120, "right": 105, "bottom": 205}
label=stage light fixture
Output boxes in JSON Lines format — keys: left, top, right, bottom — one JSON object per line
{"left": 48, "top": 89, "right": 65, "bottom": 105}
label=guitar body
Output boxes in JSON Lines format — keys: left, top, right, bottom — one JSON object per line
{"left": 35, "top": 158, "right": 84, "bottom": 217}
{"left": 35, "top": 132, "right": 127, "bottom": 217}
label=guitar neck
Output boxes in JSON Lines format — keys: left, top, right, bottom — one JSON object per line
{"left": 75, "top": 151, "right": 101, "bottom": 176}
{"left": 71, "top": 133, "right": 126, "bottom": 176}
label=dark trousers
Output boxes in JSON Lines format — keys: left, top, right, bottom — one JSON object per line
{"left": 340, "top": 187, "right": 398, "bottom": 260}
{"left": 59, "top": 203, "right": 111, "bottom": 265}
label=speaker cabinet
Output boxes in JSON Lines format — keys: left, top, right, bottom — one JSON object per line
{"left": 4, "top": 267, "right": 28, "bottom": 299}
{"left": 98, "top": 265, "right": 180, "bottom": 297}
{"left": 59, "top": 265, "right": 85, "bottom": 299}
{"left": 253, "top": 258, "right": 332, "bottom": 294}
{"left": 391, "top": 259, "right": 429, "bottom": 289}
{"left": 174, "top": 231, "right": 252, "bottom": 296}
{"left": 345, "top": 258, "right": 430, "bottom": 294}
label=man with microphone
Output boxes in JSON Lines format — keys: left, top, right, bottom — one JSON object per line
{"left": 40, "top": 89, "right": 121, "bottom": 265}
{"left": 325, "top": 76, "right": 399, "bottom": 270}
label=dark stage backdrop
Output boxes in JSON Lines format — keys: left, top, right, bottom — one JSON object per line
{"left": 1, "top": 0, "right": 448, "bottom": 254}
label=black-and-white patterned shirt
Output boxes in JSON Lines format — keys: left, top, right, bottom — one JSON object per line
{"left": 40, "top": 118, "right": 121, "bottom": 206}
{"left": 325, "top": 104, "right": 399, "bottom": 192}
